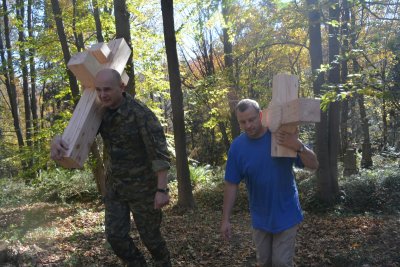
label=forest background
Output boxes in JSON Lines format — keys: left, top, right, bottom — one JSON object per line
{"left": 0, "top": 0, "right": 399, "bottom": 266}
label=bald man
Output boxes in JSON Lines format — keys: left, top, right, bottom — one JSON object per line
{"left": 51, "top": 69, "right": 172, "bottom": 267}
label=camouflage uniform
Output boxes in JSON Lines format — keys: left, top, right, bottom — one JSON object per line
{"left": 99, "top": 93, "right": 171, "bottom": 267}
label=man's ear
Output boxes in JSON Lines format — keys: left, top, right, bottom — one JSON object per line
{"left": 120, "top": 82, "right": 126, "bottom": 91}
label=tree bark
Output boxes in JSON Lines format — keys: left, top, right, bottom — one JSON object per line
{"left": 28, "top": 0, "right": 39, "bottom": 144}
{"left": 350, "top": 7, "right": 373, "bottom": 168}
{"left": 72, "top": 0, "right": 85, "bottom": 52}
{"left": 1, "top": 0, "right": 24, "bottom": 147}
{"left": 161, "top": 0, "right": 195, "bottom": 209}
{"left": 307, "top": 0, "right": 339, "bottom": 203}
{"left": 357, "top": 94, "right": 373, "bottom": 168}
{"left": 381, "top": 98, "right": 388, "bottom": 149}
{"left": 50, "top": 0, "right": 80, "bottom": 98}
{"left": 340, "top": 0, "right": 350, "bottom": 157}
{"left": 17, "top": 0, "right": 33, "bottom": 151}
{"left": 113, "top": 0, "right": 135, "bottom": 95}
{"left": 92, "top": 0, "right": 104, "bottom": 42}
{"left": 222, "top": 0, "right": 240, "bottom": 140}
{"left": 326, "top": 0, "right": 340, "bottom": 200}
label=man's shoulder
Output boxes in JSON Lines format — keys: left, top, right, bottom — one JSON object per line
{"left": 126, "top": 95, "right": 154, "bottom": 115}
{"left": 229, "top": 133, "right": 247, "bottom": 152}
{"left": 231, "top": 133, "right": 247, "bottom": 145}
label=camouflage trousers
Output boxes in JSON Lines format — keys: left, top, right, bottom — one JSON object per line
{"left": 104, "top": 193, "right": 171, "bottom": 267}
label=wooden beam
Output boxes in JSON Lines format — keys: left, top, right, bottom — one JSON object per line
{"left": 262, "top": 73, "right": 320, "bottom": 157}
{"left": 89, "top": 42, "right": 111, "bottom": 63}
{"left": 262, "top": 98, "right": 320, "bottom": 132}
{"left": 58, "top": 38, "right": 132, "bottom": 168}
{"left": 67, "top": 38, "right": 131, "bottom": 89}
{"left": 56, "top": 89, "right": 104, "bottom": 168}
{"left": 67, "top": 51, "right": 102, "bottom": 89}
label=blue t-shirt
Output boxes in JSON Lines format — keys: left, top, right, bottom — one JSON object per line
{"left": 225, "top": 130, "right": 304, "bottom": 233}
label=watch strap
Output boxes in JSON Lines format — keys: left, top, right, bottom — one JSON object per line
{"left": 157, "top": 188, "right": 169, "bottom": 193}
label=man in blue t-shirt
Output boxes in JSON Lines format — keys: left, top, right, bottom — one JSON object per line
{"left": 221, "top": 99, "right": 319, "bottom": 267}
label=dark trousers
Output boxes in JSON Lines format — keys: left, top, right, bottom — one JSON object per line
{"left": 104, "top": 196, "right": 171, "bottom": 267}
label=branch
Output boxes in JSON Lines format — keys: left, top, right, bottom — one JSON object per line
{"left": 360, "top": 0, "right": 400, "bottom": 21}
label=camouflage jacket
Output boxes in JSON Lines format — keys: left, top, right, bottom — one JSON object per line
{"left": 99, "top": 93, "right": 170, "bottom": 189}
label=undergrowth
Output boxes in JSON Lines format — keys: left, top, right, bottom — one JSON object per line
{"left": 298, "top": 155, "right": 400, "bottom": 214}
{"left": 1, "top": 156, "right": 399, "bottom": 215}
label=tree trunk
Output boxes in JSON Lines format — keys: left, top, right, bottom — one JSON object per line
{"left": 1, "top": 0, "right": 24, "bottom": 147}
{"left": 349, "top": 8, "right": 373, "bottom": 168}
{"left": 113, "top": 0, "right": 135, "bottom": 95}
{"left": 161, "top": 0, "right": 195, "bottom": 209}
{"left": 72, "top": 0, "right": 85, "bottom": 52}
{"left": 222, "top": 0, "right": 240, "bottom": 140}
{"left": 28, "top": 0, "right": 39, "bottom": 145}
{"left": 343, "top": 148, "right": 358, "bottom": 176}
{"left": 381, "top": 99, "right": 388, "bottom": 149}
{"left": 340, "top": 0, "right": 350, "bottom": 158}
{"left": 326, "top": 0, "right": 340, "bottom": 200}
{"left": 307, "top": 0, "right": 339, "bottom": 203}
{"left": 92, "top": 0, "right": 104, "bottom": 42}
{"left": 357, "top": 94, "right": 373, "bottom": 168}
{"left": 50, "top": 0, "right": 80, "bottom": 98}
{"left": 17, "top": 0, "right": 33, "bottom": 151}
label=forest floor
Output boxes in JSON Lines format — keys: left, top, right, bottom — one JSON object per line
{"left": 0, "top": 183, "right": 399, "bottom": 267}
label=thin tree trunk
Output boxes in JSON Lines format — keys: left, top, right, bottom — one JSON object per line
{"left": 17, "top": 0, "right": 33, "bottom": 152}
{"left": 161, "top": 0, "right": 195, "bottom": 209}
{"left": 92, "top": 0, "right": 104, "bottom": 42}
{"left": 1, "top": 0, "right": 24, "bottom": 147}
{"left": 326, "top": 0, "right": 340, "bottom": 199}
{"left": 350, "top": 7, "right": 373, "bottom": 168}
{"left": 307, "top": 0, "right": 339, "bottom": 203}
{"left": 113, "top": 0, "right": 135, "bottom": 95}
{"left": 222, "top": 0, "right": 240, "bottom": 140}
{"left": 382, "top": 99, "right": 388, "bottom": 149}
{"left": 28, "top": 0, "right": 39, "bottom": 145}
{"left": 340, "top": 0, "right": 350, "bottom": 158}
{"left": 50, "top": 0, "right": 80, "bottom": 98}
{"left": 357, "top": 94, "right": 373, "bottom": 168}
{"left": 72, "top": 0, "right": 85, "bottom": 52}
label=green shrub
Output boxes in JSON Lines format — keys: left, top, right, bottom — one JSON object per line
{"left": 0, "top": 178, "right": 34, "bottom": 207}
{"left": 341, "top": 175, "right": 378, "bottom": 212}
{"left": 340, "top": 167, "right": 400, "bottom": 213}
{"left": 33, "top": 168, "right": 99, "bottom": 202}
{"left": 189, "top": 163, "right": 223, "bottom": 187}
{"left": 375, "top": 174, "right": 400, "bottom": 213}
{"left": 298, "top": 165, "right": 400, "bottom": 214}
{"left": 297, "top": 175, "right": 335, "bottom": 213}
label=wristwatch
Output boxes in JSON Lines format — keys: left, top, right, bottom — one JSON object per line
{"left": 297, "top": 144, "right": 305, "bottom": 154}
{"left": 157, "top": 188, "right": 169, "bottom": 194}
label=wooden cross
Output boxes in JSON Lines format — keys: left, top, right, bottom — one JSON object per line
{"left": 56, "top": 38, "right": 131, "bottom": 168}
{"left": 261, "top": 74, "right": 320, "bottom": 157}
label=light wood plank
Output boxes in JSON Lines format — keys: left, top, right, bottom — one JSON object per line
{"left": 263, "top": 74, "right": 320, "bottom": 157}
{"left": 56, "top": 89, "right": 105, "bottom": 168}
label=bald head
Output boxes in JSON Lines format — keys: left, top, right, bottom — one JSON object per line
{"left": 95, "top": 68, "right": 125, "bottom": 109}
{"left": 95, "top": 68, "right": 122, "bottom": 87}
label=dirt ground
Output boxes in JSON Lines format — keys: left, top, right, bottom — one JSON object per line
{"left": 0, "top": 186, "right": 399, "bottom": 267}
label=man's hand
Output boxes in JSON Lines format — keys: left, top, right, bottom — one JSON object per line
{"left": 277, "top": 128, "right": 319, "bottom": 169}
{"left": 50, "top": 136, "right": 69, "bottom": 161}
{"left": 220, "top": 220, "right": 232, "bottom": 241}
{"left": 154, "top": 192, "right": 170, "bottom": 209}
{"left": 276, "top": 128, "right": 302, "bottom": 151}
